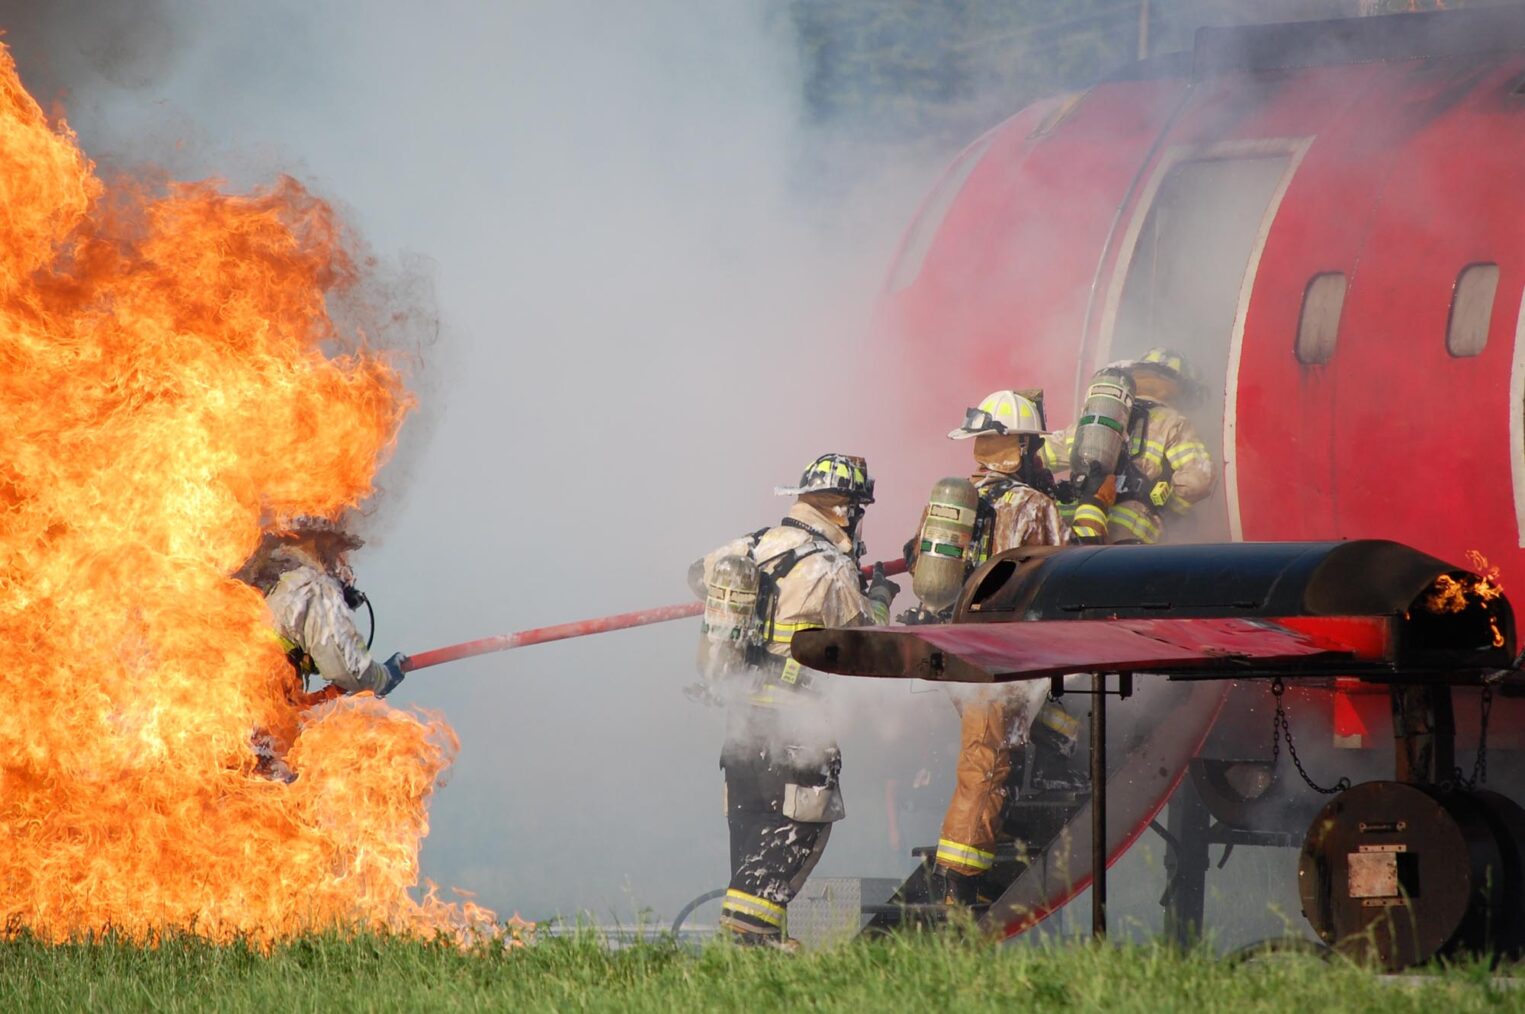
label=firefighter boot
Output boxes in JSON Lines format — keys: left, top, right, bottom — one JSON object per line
{"left": 719, "top": 919, "right": 802, "bottom": 953}
{"left": 929, "top": 865, "right": 982, "bottom": 909}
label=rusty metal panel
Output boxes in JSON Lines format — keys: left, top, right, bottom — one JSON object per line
{"left": 1348, "top": 850, "right": 1400, "bottom": 899}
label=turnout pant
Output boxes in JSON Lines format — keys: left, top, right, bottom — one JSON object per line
{"left": 718, "top": 704, "right": 839, "bottom": 936}
{"left": 936, "top": 682, "right": 1048, "bottom": 877}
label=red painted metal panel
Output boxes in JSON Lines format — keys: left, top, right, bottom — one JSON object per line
{"left": 881, "top": 39, "right": 1525, "bottom": 590}
{"left": 877, "top": 79, "right": 1189, "bottom": 448}
{"left": 1322, "top": 59, "right": 1525, "bottom": 574}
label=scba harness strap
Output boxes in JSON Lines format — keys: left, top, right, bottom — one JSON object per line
{"left": 740, "top": 522, "right": 836, "bottom": 700}
{"left": 970, "top": 476, "right": 1032, "bottom": 564}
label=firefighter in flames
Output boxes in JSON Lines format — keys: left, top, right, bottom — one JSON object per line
{"left": 238, "top": 516, "right": 408, "bottom": 701}
{"left": 688, "top": 454, "right": 897, "bottom": 948}
{"left": 907, "top": 391, "right": 1071, "bottom": 906}
{"left": 1043, "top": 347, "right": 1216, "bottom": 544}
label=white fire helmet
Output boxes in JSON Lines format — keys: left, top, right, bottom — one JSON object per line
{"left": 948, "top": 390, "right": 1049, "bottom": 441}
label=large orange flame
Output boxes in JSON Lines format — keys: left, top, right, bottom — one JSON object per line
{"left": 0, "top": 45, "right": 491, "bottom": 942}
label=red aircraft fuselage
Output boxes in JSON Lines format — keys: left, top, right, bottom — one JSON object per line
{"left": 878, "top": 8, "right": 1525, "bottom": 583}
{"left": 868, "top": 10, "right": 1525, "bottom": 937}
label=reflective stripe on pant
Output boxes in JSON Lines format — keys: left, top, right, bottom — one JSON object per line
{"left": 935, "top": 837, "right": 995, "bottom": 875}
{"left": 718, "top": 710, "right": 837, "bottom": 936}
{"left": 720, "top": 889, "right": 786, "bottom": 931}
{"left": 937, "top": 688, "right": 1019, "bottom": 876}
{"left": 720, "top": 766, "right": 832, "bottom": 935}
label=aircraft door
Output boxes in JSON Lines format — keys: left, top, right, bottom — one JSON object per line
{"left": 1100, "top": 149, "right": 1299, "bottom": 541}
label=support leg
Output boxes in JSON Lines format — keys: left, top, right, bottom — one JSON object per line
{"left": 1091, "top": 672, "right": 1107, "bottom": 939}
{"left": 1391, "top": 684, "right": 1455, "bottom": 784}
{"left": 1162, "top": 775, "right": 1211, "bottom": 947}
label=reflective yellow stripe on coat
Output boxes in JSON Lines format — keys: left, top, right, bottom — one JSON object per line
{"left": 1108, "top": 502, "right": 1162, "bottom": 544}
{"left": 1071, "top": 502, "right": 1109, "bottom": 541}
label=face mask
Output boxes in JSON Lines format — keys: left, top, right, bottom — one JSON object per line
{"left": 973, "top": 433, "right": 1029, "bottom": 473}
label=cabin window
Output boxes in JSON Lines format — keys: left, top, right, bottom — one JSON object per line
{"left": 1446, "top": 263, "right": 1499, "bottom": 358}
{"left": 1296, "top": 272, "right": 1346, "bottom": 365}
{"left": 886, "top": 134, "right": 995, "bottom": 292}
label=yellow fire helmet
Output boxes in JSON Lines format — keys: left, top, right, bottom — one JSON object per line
{"left": 948, "top": 390, "right": 1049, "bottom": 440}
{"left": 1134, "top": 347, "right": 1199, "bottom": 386}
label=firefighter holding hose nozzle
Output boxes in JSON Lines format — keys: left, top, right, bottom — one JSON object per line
{"left": 688, "top": 454, "right": 897, "bottom": 949}
{"left": 1044, "top": 347, "right": 1216, "bottom": 544}
{"left": 237, "top": 516, "right": 409, "bottom": 702}
{"left": 906, "top": 391, "right": 1072, "bottom": 907}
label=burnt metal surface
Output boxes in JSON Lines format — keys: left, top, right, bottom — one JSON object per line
{"left": 1298, "top": 781, "right": 1514, "bottom": 970}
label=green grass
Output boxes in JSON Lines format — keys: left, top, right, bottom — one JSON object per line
{"left": 0, "top": 926, "right": 1519, "bottom": 1013}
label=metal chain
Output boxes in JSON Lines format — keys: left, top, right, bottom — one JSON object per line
{"left": 1270, "top": 678, "right": 1350, "bottom": 796}
{"left": 1455, "top": 686, "right": 1494, "bottom": 792}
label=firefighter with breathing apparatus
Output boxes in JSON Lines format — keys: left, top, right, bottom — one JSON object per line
{"left": 237, "top": 516, "right": 408, "bottom": 702}
{"left": 688, "top": 454, "right": 898, "bottom": 949}
{"left": 905, "top": 390, "right": 1074, "bottom": 907}
{"left": 1044, "top": 347, "right": 1216, "bottom": 544}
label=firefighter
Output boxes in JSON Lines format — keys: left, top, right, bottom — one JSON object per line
{"left": 920, "top": 391, "right": 1069, "bottom": 905}
{"left": 238, "top": 516, "right": 407, "bottom": 700}
{"left": 1044, "top": 348, "right": 1216, "bottom": 544}
{"left": 689, "top": 454, "right": 897, "bottom": 948}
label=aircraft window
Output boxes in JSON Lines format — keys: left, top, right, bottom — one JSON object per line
{"left": 886, "top": 134, "right": 995, "bottom": 292}
{"left": 1446, "top": 263, "right": 1499, "bottom": 358}
{"left": 1295, "top": 272, "right": 1346, "bottom": 365}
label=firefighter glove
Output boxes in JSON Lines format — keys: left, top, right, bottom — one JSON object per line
{"left": 867, "top": 562, "right": 900, "bottom": 611}
{"left": 379, "top": 652, "right": 408, "bottom": 697}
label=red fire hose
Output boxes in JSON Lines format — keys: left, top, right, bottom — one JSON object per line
{"left": 402, "top": 558, "right": 907, "bottom": 672}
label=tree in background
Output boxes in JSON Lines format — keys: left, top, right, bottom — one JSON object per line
{"left": 789, "top": 0, "right": 1509, "bottom": 147}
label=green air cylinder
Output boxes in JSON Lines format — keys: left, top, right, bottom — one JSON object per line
{"left": 1070, "top": 366, "right": 1136, "bottom": 495}
{"left": 912, "top": 477, "right": 979, "bottom": 613}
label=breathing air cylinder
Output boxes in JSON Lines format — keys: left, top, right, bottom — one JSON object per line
{"left": 696, "top": 554, "right": 762, "bottom": 680}
{"left": 911, "top": 477, "right": 980, "bottom": 613}
{"left": 1070, "top": 366, "right": 1137, "bottom": 495}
